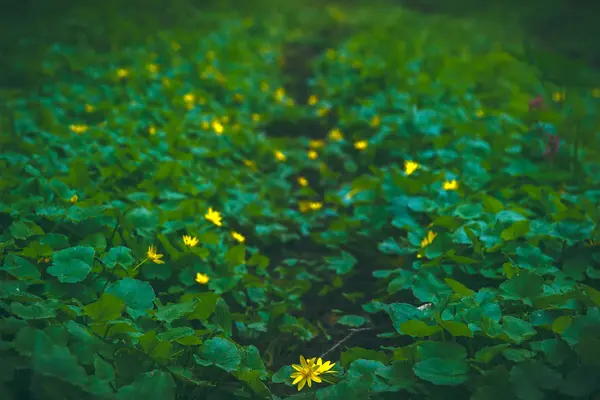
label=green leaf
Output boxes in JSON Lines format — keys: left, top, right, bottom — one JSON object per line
{"left": 374, "top": 361, "right": 416, "bottom": 391}
{"left": 116, "top": 370, "right": 176, "bottom": 400}
{"left": 551, "top": 316, "right": 572, "bottom": 334}
{"left": 581, "top": 284, "right": 600, "bottom": 306}
{"left": 453, "top": 203, "right": 483, "bottom": 220}
{"left": 40, "top": 234, "right": 70, "bottom": 249}
{"left": 80, "top": 233, "right": 107, "bottom": 251}
{"left": 84, "top": 294, "right": 125, "bottom": 322}
{"left": 502, "top": 348, "right": 534, "bottom": 362}
{"left": 10, "top": 220, "right": 32, "bottom": 240}
{"left": 186, "top": 293, "right": 219, "bottom": 320}
{"left": 124, "top": 207, "right": 158, "bottom": 231}
{"left": 399, "top": 320, "right": 442, "bottom": 337}
{"left": 102, "top": 246, "right": 134, "bottom": 269}
{"left": 28, "top": 328, "right": 89, "bottom": 387}
{"left": 212, "top": 298, "right": 232, "bottom": 337}
{"left": 502, "top": 316, "right": 537, "bottom": 344}
{"left": 47, "top": 246, "right": 95, "bottom": 283}
{"left": 195, "top": 337, "right": 241, "bottom": 372}
{"left": 474, "top": 344, "right": 511, "bottom": 363}
{"left": 11, "top": 300, "right": 59, "bottom": 320}
{"left": 326, "top": 251, "right": 357, "bottom": 274}
{"left": 105, "top": 278, "right": 156, "bottom": 311}
{"left": 509, "top": 360, "right": 561, "bottom": 399}
{"left": 499, "top": 270, "right": 544, "bottom": 305}
{"left": 413, "top": 358, "right": 469, "bottom": 386}
{"left": 341, "top": 347, "right": 389, "bottom": 368}
{"left": 139, "top": 331, "right": 173, "bottom": 364}
{"left": 155, "top": 301, "right": 195, "bottom": 323}
{"left": 539, "top": 338, "right": 570, "bottom": 367}
{"left": 1, "top": 254, "right": 40, "bottom": 280}
{"left": 424, "top": 232, "right": 452, "bottom": 259}
{"left": 417, "top": 341, "right": 467, "bottom": 360}
{"left": 272, "top": 365, "right": 292, "bottom": 383}
{"left": 238, "top": 345, "right": 267, "bottom": 379}
{"left": 439, "top": 320, "right": 473, "bottom": 337}
{"left": 444, "top": 278, "right": 474, "bottom": 297}
{"left": 501, "top": 220, "right": 530, "bottom": 241}
{"left": 157, "top": 327, "right": 194, "bottom": 342}
{"left": 337, "top": 315, "right": 367, "bottom": 327}
{"left": 387, "top": 303, "right": 421, "bottom": 333}
{"left": 225, "top": 244, "right": 246, "bottom": 266}
{"left": 560, "top": 366, "right": 600, "bottom": 397}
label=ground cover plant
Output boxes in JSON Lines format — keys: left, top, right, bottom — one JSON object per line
{"left": 2, "top": 2, "right": 600, "bottom": 399}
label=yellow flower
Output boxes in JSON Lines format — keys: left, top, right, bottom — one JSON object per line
{"left": 309, "top": 202, "right": 322, "bottom": 210}
{"left": 310, "top": 139, "right": 324, "bottom": 148}
{"left": 275, "top": 87, "right": 286, "bottom": 102}
{"left": 146, "top": 63, "right": 159, "bottom": 73}
{"left": 328, "top": 128, "right": 343, "bottom": 141}
{"left": 69, "top": 194, "right": 78, "bottom": 204}
{"left": 201, "top": 121, "right": 210, "bottom": 130}
{"left": 354, "top": 140, "right": 368, "bottom": 150}
{"left": 475, "top": 109, "right": 485, "bottom": 118}
{"left": 148, "top": 126, "right": 157, "bottom": 135}
{"left": 212, "top": 120, "right": 224, "bottom": 135}
{"left": 231, "top": 231, "right": 245, "bottom": 243}
{"left": 404, "top": 160, "right": 419, "bottom": 176}
{"left": 195, "top": 272, "right": 210, "bottom": 284}
{"left": 183, "top": 235, "right": 199, "bottom": 248}
{"left": 183, "top": 93, "right": 195, "bottom": 105}
{"left": 275, "top": 150, "right": 286, "bottom": 162}
{"left": 317, "top": 107, "right": 330, "bottom": 117}
{"left": 147, "top": 245, "right": 165, "bottom": 264}
{"left": 70, "top": 124, "right": 88, "bottom": 134}
{"left": 84, "top": 104, "right": 94, "bottom": 113}
{"left": 421, "top": 231, "right": 437, "bottom": 248}
{"left": 552, "top": 91, "right": 564, "bottom": 102}
{"left": 234, "top": 93, "right": 244, "bottom": 102}
{"left": 370, "top": 115, "right": 380, "bottom": 127}
{"left": 205, "top": 207, "right": 222, "bottom": 227}
{"left": 308, "top": 95, "right": 318, "bottom": 105}
{"left": 116, "top": 68, "right": 129, "bottom": 78}
{"left": 298, "top": 176, "right": 309, "bottom": 187}
{"left": 592, "top": 88, "right": 600, "bottom": 98}
{"left": 290, "top": 356, "right": 336, "bottom": 391}
{"left": 243, "top": 159, "right": 257, "bottom": 170}
{"left": 252, "top": 113, "right": 261, "bottom": 122}
{"left": 443, "top": 179, "right": 459, "bottom": 191}
{"left": 308, "top": 150, "right": 318, "bottom": 160}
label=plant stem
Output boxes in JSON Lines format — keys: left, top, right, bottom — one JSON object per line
{"left": 319, "top": 327, "right": 373, "bottom": 359}
{"left": 131, "top": 258, "right": 148, "bottom": 273}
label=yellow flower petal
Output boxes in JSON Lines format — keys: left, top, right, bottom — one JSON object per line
{"left": 195, "top": 273, "right": 210, "bottom": 284}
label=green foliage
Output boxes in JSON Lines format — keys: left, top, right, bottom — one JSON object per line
{"left": 1, "top": 0, "right": 600, "bottom": 399}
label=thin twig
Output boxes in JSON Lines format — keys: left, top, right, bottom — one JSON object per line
{"left": 319, "top": 327, "right": 374, "bottom": 359}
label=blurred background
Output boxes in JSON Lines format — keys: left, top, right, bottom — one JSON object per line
{"left": 2, "top": 0, "right": 600, "bottom": 89}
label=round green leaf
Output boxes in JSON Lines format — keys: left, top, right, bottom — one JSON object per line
{"left": 47, "top": 246, "right": 95, "bottom": 283}
{"left": 105, "top": 278, "right": 156, "bottom": 311}
{"left": 195, "top": 337, "right": 241, "bottom": 372}
{"left": 413, "top": 357, "right": 469, "bottom": 386}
